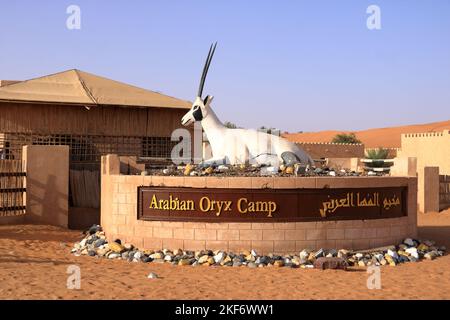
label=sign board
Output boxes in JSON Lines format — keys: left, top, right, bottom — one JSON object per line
{"left": 137, "top": 186, "right": 407, "bottom": 222}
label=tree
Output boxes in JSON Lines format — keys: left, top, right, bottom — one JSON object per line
{"left": 331, "top": 132, "right": 361, "bottom": 144}
{"left": 224, "top": 121, "right": 237, "bottom": 129}
{"left": 365, "top": 147, "right": 391, "bottom": 168}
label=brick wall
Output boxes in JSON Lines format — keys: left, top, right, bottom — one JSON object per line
{"left": 101, "top": 155, "right": 417, "bottom": 254}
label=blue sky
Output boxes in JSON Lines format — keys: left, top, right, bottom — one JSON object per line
{"left": 0, "top": 1, "right": 449, "bottom": 132}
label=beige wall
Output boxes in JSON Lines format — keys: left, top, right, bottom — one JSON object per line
{"left": 397, "top": 130, "right": 450, "bottom": 212}
{"left": 297, "top": 142, "right": 365, "bottom": 159}
{"left": 23, "top": 145, "right": 69, "bottom": 227}
{"left": 101, "top": 155, "right": 417, "bottom": 253}
{"left": 398, "top": 130, "right": 450, "bottom": 175}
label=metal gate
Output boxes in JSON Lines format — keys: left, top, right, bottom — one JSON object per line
{"left": 0, "top": 160, "right": 26, "bottom": 217}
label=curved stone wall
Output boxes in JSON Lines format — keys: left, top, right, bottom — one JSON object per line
{"left": 100, "top": 158, "right": 417, "bottom": 254}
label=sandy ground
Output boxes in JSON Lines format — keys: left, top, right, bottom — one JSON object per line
{"left": 283, "top": 119, "right": 450, "bottom": 148}
{"left": 0, "top": 210, "right": 449, "bottom": 300}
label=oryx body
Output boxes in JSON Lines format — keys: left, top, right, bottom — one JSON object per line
{"left": 182, "top": 43, "right": 313, "bottom": 167}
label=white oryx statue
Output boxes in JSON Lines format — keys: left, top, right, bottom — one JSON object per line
{"left": 181, "top": 43, "right": 314, "bottom": 167}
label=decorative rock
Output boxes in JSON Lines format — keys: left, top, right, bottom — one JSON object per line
{"left": 204, "top": 167, "right": 214, "bottom": 175}
{"left": 198, "top": 255, "right": 209, "bottom": 264}
{"left": 260, "top": 166, "right": 279, "bottom": 176}
{"left": 384, "top": 254, "right": 396, "bottom": 266}
{"left": 285, "top": 166, "right": 294, "bottom": 175}
{"left": 109, "top": 241, "right": 125, "bottom": 253}
{"left": 232, "top": 261, "right": 242, "bottom": 267}
{"left": 214, "top": 252, "right": 226, "bottom": 264}
{"left": 387, "top": 249, "right": 399, "bottom": 259}
{"left": 221, "top": 255, "right": 232, "bottom": 266}
{"left": 178, "top": 258, "right": 192, "bottom": 266}
{"left": 123, "top": 243, "right": 134, "bottom": 251}
{"left": 273, "top": 260, "right": 284, "bottom": 267}
{"left": 147, "top": 272, "right": 158, "bottom": 279}
{"left": 294, "top": 163, "right": 307, "bottom": 176}
{"left": 184, "top": 163, "right": 194, "bottom": 176}
{"left": 247, "top": 262, "right": 257, "bottom": 268}
{"left": 107, "top": 252, "right": 121, "bottom": 259}
{"left": 251, "top": 249, "right": 258, "bottom": 256}
{"left": 314, "top": 248, "right": 325, "bottom": 258}
{"left": 281, "top": 151, "right": 300, "bottom": 166}
{"left": 417, "top": 243, "right": 429, "bottom": 252}
{"left": 164, "top": 255, "right": 173, "bottom": 262}
{"left": 405, "top": 247, "right": 419, "bottom": 259}
{"left": 88, "top": 225, "right": 102, "bottom": 235}
{"left": 93, "top": 238, "right": 106, "bottom": 248}
{"left": 424, "top": 251, "right": 437, "bottom": 260}
{"left": 403, "top": 238, "right": 415, "bottom": 247}
{"left": 150, "top": 252, "right": 164, "bottom": 260}
{"left": 313, "top": 257, "right": 347, "bottom": 270}
{"left": 217, "top": 165, "right": 229, "bottom": 172}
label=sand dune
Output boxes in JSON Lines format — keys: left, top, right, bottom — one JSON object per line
{"left": 284, "top": 119, "right": 450, "bottom": 148}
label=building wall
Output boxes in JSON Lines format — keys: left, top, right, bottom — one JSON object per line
{"left": 397, "top": 130, "right": 450, "bottom": 212}
{"left": 398, "top": 130, "right": 450, "bottom": 175}
{"left": 0, "top": 102, "right": 188, "bottom": 137}
{"left": 296, "top": 142, "right": 365, "bottom": 160}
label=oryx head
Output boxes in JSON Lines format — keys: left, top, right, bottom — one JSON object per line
{"left": 181, "top": 42, "right": 217, "bottom": 126}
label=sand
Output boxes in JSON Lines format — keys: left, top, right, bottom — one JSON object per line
{"left": 0, "top": 210, "right": 449, "bottom": 300}
{"left": 283, "top": 119, "right": 450, "bottom": 148}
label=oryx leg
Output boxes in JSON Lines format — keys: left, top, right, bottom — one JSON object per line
{"left": 198, "top": 156, "right": 228, "bottom": 168}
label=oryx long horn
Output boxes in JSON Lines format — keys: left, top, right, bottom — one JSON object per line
{"left": 197, "top": 42, "right": 217, "bottom": 97}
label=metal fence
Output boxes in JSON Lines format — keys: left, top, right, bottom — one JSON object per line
{"left": 0, "top": 160, "right": 26, "bottom": 217}
{"left": 439, "top": 175, "right": 450, "bottom": 211}
{"left": 0, "top": 132, "right": 177, "bottom": 164}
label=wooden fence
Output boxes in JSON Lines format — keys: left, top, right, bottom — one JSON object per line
{"left": 0, "top": 160, "right": 26, "bottom": 217}
{"left": 439, "top": 175, "right": 450, "bottom": 211}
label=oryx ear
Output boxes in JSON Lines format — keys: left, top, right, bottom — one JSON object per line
{"left": 204, "top": 95, "right": 214, "bottom": 106}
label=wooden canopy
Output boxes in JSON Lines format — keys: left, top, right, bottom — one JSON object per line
{"left": 0, "top": 69, "right": 191, "bottom": 109}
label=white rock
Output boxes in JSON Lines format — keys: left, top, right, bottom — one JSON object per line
{"left": 403, "top": 238, "right": 415, "bottom": 247}
{"left": 164, "top": 255, "right": 173, "bottom": 262}
{"left": 405, "top": 247, "right": 419, "bottom": 259}
{"left": 387, "top": 249, "right": 399, "bottom": 259}
{"left": 368, "top": 171, "right": 377, "bottom": 176}
{"left": 162, "top": 169, "right": 170, "bottom": 174}
{"left": 108, "top": 253, "right": 120, "bottom": 259}
{"left": 214, "top": 252, "right": 225, "bottom": 264}
{"left": 79, "top": 239, "right": 87, "bottom": 247}
{"left": 147, "top": 272, "right": 159, "bottom": 279}
{"left": 190, "top": 171, "right": 198, "bottom": 176}
{"left": 218, "top": 165, "right": 229, "bottom": 171}
{"left": 328, "top": 171, "right": 336, "bottom": 176}
{"left": 260, "top": 166, "right": 279, "bottom": 176}
{"left": 251, "top": 249, "right": 258, "bottom": 256}
{"left": 299, "top": 250, "right": 309, "bottom": 260}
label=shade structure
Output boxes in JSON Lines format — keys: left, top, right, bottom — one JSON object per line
{"left": 0, "top": 69, "right": 191, "bottom": 109}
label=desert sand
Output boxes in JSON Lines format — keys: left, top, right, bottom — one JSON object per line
{"left": 284, "top": 119, "right": 450, "bottom": 148}
{"left": 0, "top": 210, "right": 449, "bottom": 300}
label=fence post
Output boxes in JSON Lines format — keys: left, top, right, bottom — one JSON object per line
{"left": 419, "top": 166, "right": 439, "bottom": 213}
